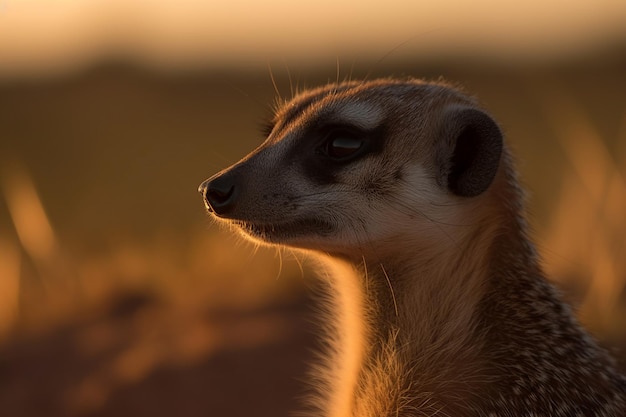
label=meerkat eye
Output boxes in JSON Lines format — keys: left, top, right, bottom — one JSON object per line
{"left": 323, "top": 132, "right": 364, "bottom": 160}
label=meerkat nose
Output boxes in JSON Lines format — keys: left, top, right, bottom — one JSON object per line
{"left": 198, "top": 181, "right": 207, "bottom": 195}
{"left": 202, "top": 174, "right": 238, "bottom": 216}
{"left": 198, "top": 181, "right": 213, "bottom": 212}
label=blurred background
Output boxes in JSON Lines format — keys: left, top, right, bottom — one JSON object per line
{"left": 0, "top": 1, "right": 625, "bottom": 416}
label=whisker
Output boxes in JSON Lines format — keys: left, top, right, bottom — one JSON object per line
{"left": 283, "top": 59, "right": 295, "bottom": 100}
{"left": 380, "top": 263, "right": 399, "bottom": 317}
{"left": 288, "top": 248, "right": 306, "bottom": 281}
{"left": 267, "top": 61, "right": 282, "bottom": 101}
{"left": 362, "top": 30, "right": 441, "bottom": 83}
{"left": 362, "top": 254, "right": 369, "bottom": 294}
{"left": 275, "top": 246, "right": 284, "bottom": 281}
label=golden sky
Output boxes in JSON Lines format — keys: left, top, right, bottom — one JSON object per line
{"left": 0, "top": 0, "right": 625, "bottom": 77}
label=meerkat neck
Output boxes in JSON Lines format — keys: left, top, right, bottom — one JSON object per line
{"left": 317, "top": 163, "right": 532, "bottom": 417}
{"left": 318, "top": 226, "right": 511, "bottom": 417}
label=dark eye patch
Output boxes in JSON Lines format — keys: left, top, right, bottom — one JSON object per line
{"left": 292, "top": 122, "right": 387, "bottom": 185}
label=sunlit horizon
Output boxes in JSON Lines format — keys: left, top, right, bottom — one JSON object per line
{"left": 1, "top": 0, "right": 625, "bottom": 78}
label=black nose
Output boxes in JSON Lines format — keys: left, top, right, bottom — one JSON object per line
{"left": 199, "top": 174, "right": 238, "bottom": 216}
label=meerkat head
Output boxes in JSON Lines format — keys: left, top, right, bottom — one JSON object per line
{"left": 199, "top": 79, "right": 503, "bottom": 259}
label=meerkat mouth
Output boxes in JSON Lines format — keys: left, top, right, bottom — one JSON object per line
{"left": 231, "top": 217, "right": 335, "bottom": 242}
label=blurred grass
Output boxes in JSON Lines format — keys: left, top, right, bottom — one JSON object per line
{"left": 0, "top": 55, "right": 625, "bottom": 416}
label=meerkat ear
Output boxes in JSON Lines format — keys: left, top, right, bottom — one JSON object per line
{"left": 437, "top": 106, "right": 503, "bottom": 197}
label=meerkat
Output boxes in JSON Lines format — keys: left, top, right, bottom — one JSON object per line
{"left": 198, "top": 78, "right": 626, "bottom": 417}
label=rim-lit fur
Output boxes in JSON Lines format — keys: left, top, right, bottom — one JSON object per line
{"left": 200, "top": 79, "right": 626, "bottom": 417}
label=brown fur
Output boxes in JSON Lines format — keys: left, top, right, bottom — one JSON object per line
{"left": 200, "top": 79, "right": 626, "bottom": 416}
